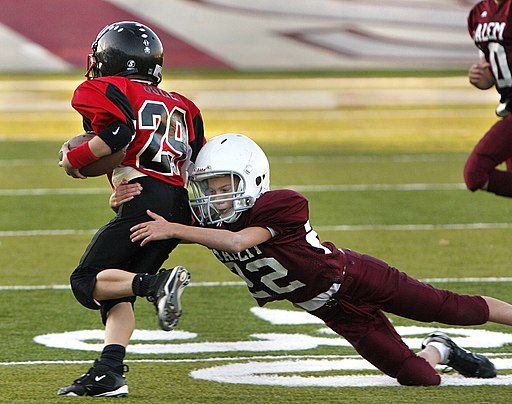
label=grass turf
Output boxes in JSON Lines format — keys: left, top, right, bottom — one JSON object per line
{"left": 1, "top": 73, "right": 511, "bottom": 403}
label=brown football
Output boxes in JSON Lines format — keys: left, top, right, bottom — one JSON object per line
{"left": 60, "top": 133, "right": 126, "bottom": 177}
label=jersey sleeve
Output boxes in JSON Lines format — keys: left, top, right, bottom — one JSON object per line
{"left": 467, "top": 5, "right": 482, "bottom": 57}
{"left": 249, "top": 190, "right": 309, "bottom": 237}
{"left": 467, "top": 7, "right": 475, "bottom": 37}
{"left": 71, "top": 79, "right": 135, "bottom": 134}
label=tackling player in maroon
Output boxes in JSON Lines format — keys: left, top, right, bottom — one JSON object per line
{"left": 129, "top": 133, "right": 512, "bottom": 386}
{"left": 58, "top": 21, "right": 204, "bottom": 397}
{"left": 465, "top": 0, "right": 512, "bottom": 197}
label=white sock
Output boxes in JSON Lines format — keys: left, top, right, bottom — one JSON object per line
{"left": 426, "top": 341, "right": 450, "bottom": 365}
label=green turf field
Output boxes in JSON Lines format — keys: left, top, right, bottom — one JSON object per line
{"left": 1, "top": 73, "right": 512, "bottom": 403}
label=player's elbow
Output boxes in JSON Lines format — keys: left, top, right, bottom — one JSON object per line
{"left": 224, "top": 243, "right": 245, "bottom": 255}
{"left": 223, "top": 234, "right": 251, "bottom": 254}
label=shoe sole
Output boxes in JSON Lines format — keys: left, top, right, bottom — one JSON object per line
{"left": 57, "top": 384, "right": 128, "bottom": 397}
{"left": 95, "top": 384, "right": 129, "bottom": 397}
{"left": 157, "top": 266, "right": 191, "bottom": 331}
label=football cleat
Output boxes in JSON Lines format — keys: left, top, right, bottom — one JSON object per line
{"left": 57, "top": 360, "right": 129, "bottom": 397}
{"left": 422, "top": 331, "right": 497, "bottom": 378}
{"left": 152, "top": 266, "right": 191, "bottom": 331}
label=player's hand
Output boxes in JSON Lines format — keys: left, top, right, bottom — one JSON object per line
{"left": 58, "top": 141, "right": 87, "bottom": 179}
{"left": 109, "top": 179, "right": 143, "bottom": 212}
{"left": 468, "top": 62, "right": 495, "bottom": 90}
{"left": 130, "top": 210, "right": 174, "bottom": 246}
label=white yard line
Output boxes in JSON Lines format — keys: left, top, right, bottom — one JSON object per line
{"left": 316, "top": 223, "right": 512, "bottom": 231}
{"left": 0, "top": 221, "right": 510, "bottom": 238}
{"left": 0, "top": 183, "right": 467, "bottom": 197}
{"left": 288, "top": 183, "right": 467, "bottom": 192}
{"left": 0, "top": 188, "right": 112, "bottom": 196}
{"left": 2, "top": 277, "right": 512, "bottom": 292}
{"left": 0, "top": 188, "right": 109, "bottom": 196}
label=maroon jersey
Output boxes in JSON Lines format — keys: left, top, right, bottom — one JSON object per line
{"left": 71, "top": 76, "right": 205, "bottom": 186}
{"left": 468, "top": 0, "right": 512, "bottom": 103}
{"left": 212, "top": 189, "right": 347, "bottom": 307}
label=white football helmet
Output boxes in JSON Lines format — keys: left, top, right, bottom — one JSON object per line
{"left": 189, "top": 133, "right": 270, "bottom": 225}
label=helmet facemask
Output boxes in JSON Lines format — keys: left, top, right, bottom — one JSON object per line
{"left": 85, "top": 53, "right": 98, "bottom": 80}
{"left": 189, "top": 133, "right": 270, "bottom": 226}
{"left": 190, "top": 171, "right": 252, "bottom": 225}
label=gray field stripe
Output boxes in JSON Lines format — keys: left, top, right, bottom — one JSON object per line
{"left": 272, "top": 155, "right": 467, "bottom": 163}
{"left": 0, "top": 159, "right": 57, "bottom": 167}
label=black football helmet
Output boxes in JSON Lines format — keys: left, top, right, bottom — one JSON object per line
{"left": 86, "top": 21, "right": 164, "bottom": 85}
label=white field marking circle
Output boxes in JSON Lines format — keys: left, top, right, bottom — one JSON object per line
{"left": 33, "top": 308, "right": 512, "bottom": 353}
{"left": 33, "top": 326, "right": 512, "bottom": 354}
{"left": 34, "top": 330, "right": 351, "bottom": 354}
{"left": 251, "top": 307, "right": 512, "bottom": 348}
{"left": 32, "top": 328, "right": 512, "bottom": 387}
{"left": 29, "top": 306, "right": 512, "bottom": 387}
{"left": 33, "top": 330, "right": 197, "bottom": 354}
{"left": 190, "top": 359, "right": 512, "bottom": 387}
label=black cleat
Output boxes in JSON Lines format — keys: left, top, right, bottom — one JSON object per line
{"left": 57, "top": 360, "right": 129, "bottom": 397}
{"left": 152, "top": 266, "right": 191, "bottom": 331}
{"left": 422, "top": 331, "right": 497, "bottom": 378}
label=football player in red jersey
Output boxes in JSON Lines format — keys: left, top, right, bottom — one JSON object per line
{"left": 128, "top": 133, "right": 512, "bottom": 386}
{"left": 465, "top": 0, "right": 512, "bottom": 197}
{"left": 57, "top": 21, "right": 205, "bottom": 397}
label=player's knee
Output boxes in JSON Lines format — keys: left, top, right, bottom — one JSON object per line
{"left": 396, "top": 356, "right": 441, "bottom": 386}
{"left": 463, "top": 166, "right": 488, "bottom": 192}
{"left": 70, "top": 272, "right": 100, "bottom": 310}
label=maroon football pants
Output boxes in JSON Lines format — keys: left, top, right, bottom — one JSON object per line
{"left": 311, "top": 249, "right": 489, "bottom": 386}
{"left": 464, "top": 115, "right": 512, "bottom": 196}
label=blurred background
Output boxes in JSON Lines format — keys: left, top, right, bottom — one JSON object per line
{"left": 0, "top": 0, "right": 479, "bottom": 73}
{"left": 0, "top": 0, "right": 497, "bottom": 144}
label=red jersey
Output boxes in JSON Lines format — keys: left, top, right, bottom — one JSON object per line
{"left": 71, "top": 76, "right": 205, "bottom": 186}
{"left": 213, "top": 189, "right": 347, "bottom": 307}
{"left": 468, "top": 0, "right": 512, "bottom": 103}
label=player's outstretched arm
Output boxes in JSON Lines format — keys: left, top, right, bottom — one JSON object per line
{"left": 130, "top": 210, "right": 272, "bottom": 253}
